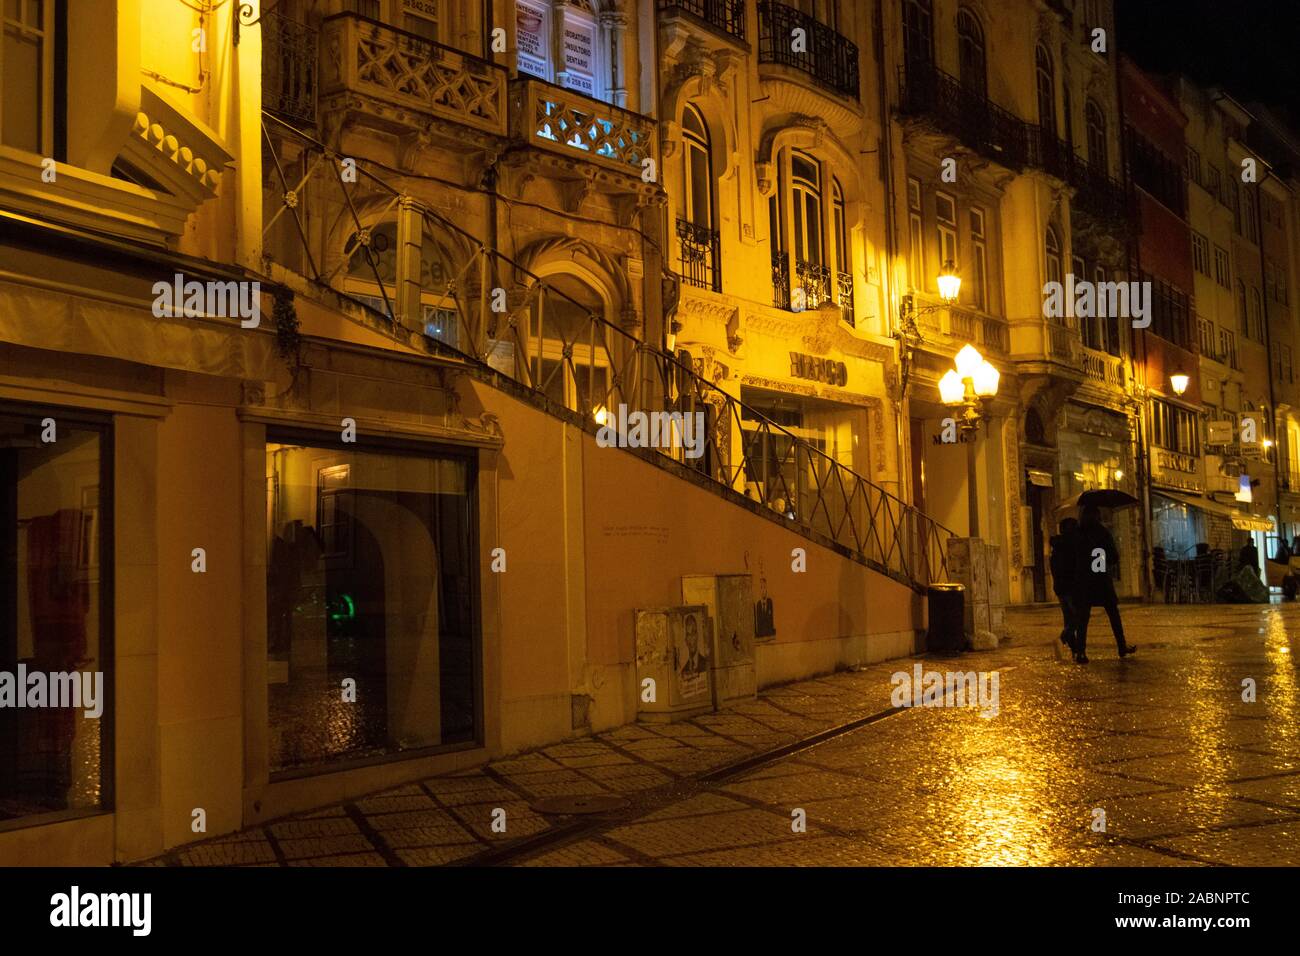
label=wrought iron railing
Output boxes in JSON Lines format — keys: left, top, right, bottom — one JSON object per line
{"left": 795, "top": 259, "right": 831, "bottom": 310}
{"left": 757, "top": 1, "right": 859, "bottom": 100}
{"left": 1068, "top": 158, "right": 1131, "bottom": 228}
{"left": 261, "top": 114, "right": 956, "bottom": 592}
{"left": 1025, "top": 124, "right": 1073, "bottom": 181}
{"left": 837, "top": 270, "right": 854, "bottom": 327}
{"left": 511, "top": 76, "right": 657, "bottom": 175}
{"left": 319, "top": 13, "right": 507, "bottom": 135}
{"left": 262, "top": 10, "right": 318, "bottom": 126}
{"left": 658, "top": 0, "right": 746, "bottom": 39}
{"left": 898, "top": 62, "right": 1027, "bottom": 169}
{"left": 771, "top": 251, "right": 790, "bottom": 309}
{"left": 676, "top": 219, "right": 721, "bottom": 292}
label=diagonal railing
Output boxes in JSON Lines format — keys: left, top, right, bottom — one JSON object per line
{"left": 261, "top": 114, "right": 955, "bottom": 592}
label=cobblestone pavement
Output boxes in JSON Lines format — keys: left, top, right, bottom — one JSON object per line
{"left": 151, "top": 602, "right": 1300, "bottom": 866}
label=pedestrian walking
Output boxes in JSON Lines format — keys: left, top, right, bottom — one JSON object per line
{"left": 1049, "top": 517, "right": 1081, "bottom": 654}
{"left": 1071, "top": 504, "right": 1137, "bottom": 664}
{"left": 1239, "top": 539, "right": 1260, "bottom": 579}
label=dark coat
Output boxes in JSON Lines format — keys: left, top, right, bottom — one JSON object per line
{"left": 1073, "top": 521, "right": 1119, "bottom": 603}
{"left": 1048, "top": 529, "right": 1079, "bottom": 599}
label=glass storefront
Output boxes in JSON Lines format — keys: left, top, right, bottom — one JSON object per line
{"left": 0, "top": 409, "right": 110, "bottom": 827}
{"left": 265, "top": 433, "right": 478, "bottom": 774}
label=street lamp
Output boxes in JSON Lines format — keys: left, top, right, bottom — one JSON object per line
{"left": 940, "top": 343, "right": 1001, "bottom": 537}
{"left": 896, "top": 265, "right": 963, "bottom": 400}
{"left": 1169, "top": 371, "right": 1189, "bottom": 396}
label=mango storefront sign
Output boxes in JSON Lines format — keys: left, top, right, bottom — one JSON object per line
{"left": 788, "top": 351, "right": 847, "bottom": 387}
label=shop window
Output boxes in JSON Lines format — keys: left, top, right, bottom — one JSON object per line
{"left": 2, "top": 0, "right": 57, "bottom": 155}
{"left": 265, "top": 433, "right": 477, "bottom": 773}
{"left": 0, "top": 408, "right": 109, "bottom": 826}
{"left": 1035, "top": 45, "right": 1056, "bottom": 137}
{"left": 956, "top": 9, "right": 986, "bottom": 98}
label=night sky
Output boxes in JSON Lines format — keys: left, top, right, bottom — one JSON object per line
{"left": 1117, "top": 0, "right": 1300, "bottom": 122}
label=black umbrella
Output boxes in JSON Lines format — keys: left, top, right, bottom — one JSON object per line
{"left": 1057, "top": 488, "right": 1139, "bottom": 513}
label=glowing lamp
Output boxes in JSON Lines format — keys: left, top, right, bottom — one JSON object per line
{"left": 937, "top": 261, "right": 961, "bottom": 302}
{"left": 973, "top": 360, "right": 1000, "bottom": 398}
{"left": 938, "top": 369, "right": 965, "bottom": 405}
{"left": 955, "top": 344, "right": 984, "bottom": 379}
{"left": 1169, "top": 373, "right": 1189, "bottom": 396}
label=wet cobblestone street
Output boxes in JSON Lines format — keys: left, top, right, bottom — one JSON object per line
{"left": 153, "top": 603, "right": 1300, "bottom": 867}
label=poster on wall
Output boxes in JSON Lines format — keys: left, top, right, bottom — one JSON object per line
{"left": 672, "top": 609, "right": 712, "bottom": 705}
{"left": 560, "top": 12, "right": 597, "bottom": 97}
{"left": 516, "top": 0, "right": 549, "bottom": 79}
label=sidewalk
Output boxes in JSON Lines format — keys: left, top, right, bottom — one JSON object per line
{"left": 147, "top": 614, "right": 1068, "bottom": 867}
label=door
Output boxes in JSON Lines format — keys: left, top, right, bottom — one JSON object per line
{"left": 1028, "top": 482, "right": 1047, "bottom": 602}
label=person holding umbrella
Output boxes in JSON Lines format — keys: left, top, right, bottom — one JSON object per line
{"left": 1072, "top": 499, "right": 1138, "bottom": 664}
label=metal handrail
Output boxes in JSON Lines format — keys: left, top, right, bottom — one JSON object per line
{"left": 261, "top": 113, "right": 956, "bottom": 591}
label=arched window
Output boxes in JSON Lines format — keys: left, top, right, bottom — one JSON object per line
{"left": 1036, "top": 45, "right": 1056, "bottom": 135}
{"left": 1086, "top": 100, "right": 1107, "bottom": 172}
{"left": 678, "top": 105, "right": 719, "bottom": 292}
{"left": 1045, "top": 225, "right": 1062, "bottom": 291}
{"left": 957, "top": 10, "right": 987, "bottom": 98}
{"left": 791, "top": 151, "right": 824, "bottom": 268}
{"left": 530, "top": 273, "right": 611, "bottom": 413}
{"left": 902, "top": 0, "right": 934, "bottom": 67}
{"left": 770, "top": 150, "right": 843, "bottom": 311}
{"left": 344, "top": 221, "right": 459, "bottom": 347}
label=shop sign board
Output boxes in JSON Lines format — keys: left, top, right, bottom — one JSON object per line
{"left": 788, "top": 351, "right": 847, "bottom": 387}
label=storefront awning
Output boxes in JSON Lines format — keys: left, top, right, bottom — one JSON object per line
{"left": 1156, "top": 491, "right": 1274, "bottom": 531}
{"left": 1026, "top": 469, "right": 1054, "bottom": 487}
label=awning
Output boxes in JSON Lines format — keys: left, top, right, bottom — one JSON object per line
{"left": 1156, "top": 491, "right": 1274, "bottom": 531}
{"left": 1026, "top": 469, "right": 1054, "bottom": 487}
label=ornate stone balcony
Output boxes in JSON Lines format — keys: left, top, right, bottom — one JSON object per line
{"left": 318, "top": 13, "right": 507, "bottom": 138}
{"left": 1081, "top": 345, "right": 1126, "bottom": 388}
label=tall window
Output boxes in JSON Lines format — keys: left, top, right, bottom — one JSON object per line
{"left": 1045, "top": 224, "right": 1062, "bottom": 292}
{"left": 265, "top": 432, "right": 478, "bottom": 773}
{"left": 1085, "top": 100, "right": 1107, "bottom": 172}
{"left": 1, "top": 408, "right": 110, "bottom": 826}
{"left": 1, "top": 0, "right": 55, "bottom": 153}
{"left": 1192, "top": 232, "right": 1210, "bottom": 276}
{"left": 791, "top": 151, "right": 824, "bottom": 267}
{"left": 1241, "top": 185, "right": 1258, "bottom": 239}
{"left": 1035, "top": 45, "right": 1056, "bottom": 136}
{"left": 907, "top": 176, "right": 924, "bottom": 290}
{"left": 516, "top": 0, "right": 605, "bottom": 101}
{"left": 791, "top": 0, "right": 840, "bottom": 28}
{"left": 832, "top": 178, "right": 852, "bottom": 323}
{"left": 678, "top": 104, "right": 719, "bottom": 292}
{"left": 1215, "top": 245, "right": 1231, "bottom": 288}
{"left": 1237, "top": 280, "right": 1249, "bottom": 337}
{"left": 902, "top": 0, "right": 933, "bottom": 67}
{"left": 935, "top": 191, "right": 957, "bottom": 275}
{"left": 970, "top": 206, "right": 988, "bottom": 312}
{"left": 956, "top": 9, "right": 986, "bottom": 97}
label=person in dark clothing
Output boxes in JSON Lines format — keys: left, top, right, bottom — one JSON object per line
{"left": 1239, "top": 539, "right": 1260, "bottom": 579}
{"left": 1071, "top": 504, "right": 1137, "bottom": 664}
{"left": 1049, "top": 518, "right": 1081, "bottom": 653}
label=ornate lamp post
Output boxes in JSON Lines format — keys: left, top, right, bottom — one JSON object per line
{"left": 939, "top": 343, "right": 1001, "bottom": 537}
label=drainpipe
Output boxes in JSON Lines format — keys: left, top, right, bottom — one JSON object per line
{"left": 873, "top": 0, "right": 907, "bottom": 502}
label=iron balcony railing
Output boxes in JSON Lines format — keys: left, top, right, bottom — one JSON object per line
{"left": 771, "top": 251, "right": 790, "bottom": 309}
{"left": 676, "top": 219, "right": 722, "bottom": 293}
{"left": 262, "top": 10, "right": 318, "bottom": 126}
{"left": 1025, "top": 124, "right": 1073, "bottom": 181}
{"left": 261, "top": 114, "right": 956, "bottom": 593}
{"left": 796, "top": 259, "right": 832, "bottom": 310}
{"left": 898, "top": 61, "right": 1027, "bottom": 170}
{"left": 1068, "top": 158, "right": 1131, "bottom": 228}
{"left": 757, "top": 1, "right": 859, "bottom": 100}
{"left": 837, "top": 270, "right": 854, "bottom": 327}
{"left": 657, "top": 0, "right": 746, "bottom": 39}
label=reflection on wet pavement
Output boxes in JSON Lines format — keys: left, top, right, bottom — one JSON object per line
{"left": 154, "top": 602, "right": 1300, "bottom": 867}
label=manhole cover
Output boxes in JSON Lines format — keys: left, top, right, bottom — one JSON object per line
{"left": 531, "top": 794, "right": 631, "bottom": 815}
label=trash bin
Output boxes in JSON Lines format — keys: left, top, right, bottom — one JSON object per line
{"left": 926, "top": 583, "right": 966, "bottom": 653}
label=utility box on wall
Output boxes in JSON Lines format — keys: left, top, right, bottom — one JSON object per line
{"left": 634, "top": 605, "right": 715, "bottom": 722}
{"left": 947, "top": 538, "right": 1006, "bottom": 650}
{"left": 681, "top": 574, "right": 757, "bottom": 702}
